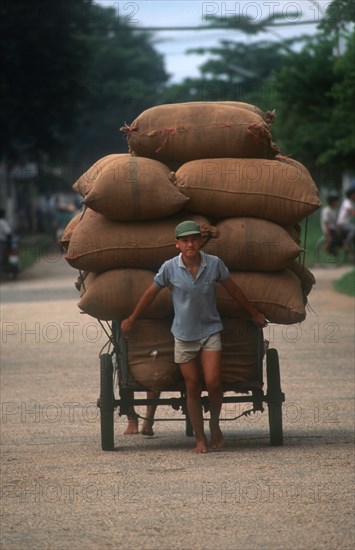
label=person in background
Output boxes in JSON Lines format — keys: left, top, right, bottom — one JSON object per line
{"left": 124, "top": 393, "right": 160, "bottom": 436}
{"left": 320, "top": 192, "right": 341, "bottom": 256}
{"left": 0, "top": 208, "right": 12, "bottom": 268}
{"left": 337, "top": 186, "right": 355, "bottom": 252}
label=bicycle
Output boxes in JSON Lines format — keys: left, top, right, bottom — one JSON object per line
{"left": 314, "top": 232, "right": 355, "bottom": 268}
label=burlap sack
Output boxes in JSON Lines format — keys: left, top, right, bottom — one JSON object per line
{"left": 284, "top": 224, "right": 302, "bottom": 245}
{"left": 129, "top": 318, "right": 262, "bottom": 391}
{"left": 78, "top": 269, "right": 173, "bottom": 320}
{"left": 286, "top": 260, "right": 316, "bottom": 296}
{"left": 127, "top": 316, "right": 262, "bottom": 391}
{"left": 73, "top": 154, "right": 131, "bottom": 197}
{"left": 172, "top": 157, "right": 321, "bottom": 224}
{"left": 82, "top": 156, "right": 188, "bottom": 221}
{"left": 59, "top": 211, "right": 84, "bottom": 251}
{"left": 65, "top": 209, "right": 213, "bottom": 272}
{"left": 127, "top": 319, "right": 183, "bottom": 391}
{"left": 217, "top": 101, "right": 275, "bottom": 125}
{"left": 220, "top": 318, "right": 260, "bottom": 387}
{"left": 203, "top": 218, "right": 302, "bottom": 271}
{"left": 216, "top": 270, "right": 306, "bottom": 324}
{"left": 77, "top": 271, "right": 94, "bottom": 296}
{"left": 121, "top": 102, "right": 279, "bottom": 164}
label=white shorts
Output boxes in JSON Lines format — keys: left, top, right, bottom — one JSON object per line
{"left": 174, "top": 332, "right": 222, "bottom": 364}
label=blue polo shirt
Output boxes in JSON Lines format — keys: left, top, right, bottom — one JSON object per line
{"left": 154, "top": 252, "right": 230, "bottom": 341}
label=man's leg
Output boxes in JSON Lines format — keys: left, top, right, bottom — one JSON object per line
{"left": 179, "top": 359, "right": 208, "bottom": 453}
{"left": 327, "top": 229, "right": 339, "bottom": 256}
{"left": 125, "top": 392, "right": 160, "bottom": 435}
{"left": 123, "top": 388, "right": 139, "bottom": 434}
{"left": 141, "top": 391, "right": 160, "bottom": 436}
{"left": 338, "top": 224, "right": 352, "bottom": 250}
{"left": 125, "top": 408, "right": 139, "bottom": 434}
{"left": 201, "top": 350, "right": 224, "bottom": 449}
{"left": 342, "top": 224, "right": 355, "bottom": 250}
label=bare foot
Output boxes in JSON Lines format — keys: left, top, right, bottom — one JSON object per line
{"left": 141, "top": 420, "right": 154, "bottom": 436}
{"left": 192, "top": 437, "right": 208, "bottom": 454}
{"left": 210, "top": 424, "right": 225, "bottom": 449}
{"left": 124, "top": 417, "right": 139, "bottom": 435}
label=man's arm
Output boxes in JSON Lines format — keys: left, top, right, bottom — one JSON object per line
{"left": 220, "top": 278, "right": 267, "bottom": 328}
{"left": 121, "top": 283, "right": 162, "bottom": 336}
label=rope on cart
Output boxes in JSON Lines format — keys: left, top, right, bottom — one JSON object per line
{"left": 97, "top": 320, "right": 114, "bottom": 356}
{"left": 219, "top": 407, "right": 261, "bottom": 421}
{"left": 301, "top": 215, "right": 309, "bottom": 273}
{"left": 98, "top": 338, "right": 111, "bottom": 356}
{"left": 76, "top": 208, "right": 89, "bottom": 293}
{"left": 131, "top": 407, "right": 259, "bottom": 424}
{"left": 300, "top": 216, "right": 317, "bottom": 315}
{"left": 97, "top": 319, "right": 113, "bottom": 342}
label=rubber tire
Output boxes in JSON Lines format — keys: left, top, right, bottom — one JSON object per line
{"left": 314, "top": 235, "right": 345, "bottom": 268}
{"left": 266, "top": 348, "right": 283, "bottom": 446}
{"left": 100, "top": 354, "right": 115, "bottom": 451}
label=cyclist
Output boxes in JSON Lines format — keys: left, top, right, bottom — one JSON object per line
{"left": 320, "top": 192, "right": 341, "bottom": 256}
{"left": 337, "top": 186, "right": 355, "bottom": 253}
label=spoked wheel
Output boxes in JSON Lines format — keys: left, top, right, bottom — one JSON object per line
{"left": 99, "top": 353, "right": 115, "bottom": 451}
{"left": 314, "top": 235, "right": 345, "bottom": 268}
{"left": 266, "top": 348, "right": 284, "bottom": 446}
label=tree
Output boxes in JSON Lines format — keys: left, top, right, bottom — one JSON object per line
{"left": 160, "top": 0, "right": 355, "bottom": 186}
{"left": 160, "top": 10, "right": 306, "bottom": 108}
{"left": 161, "top": 37, "right": 299, "bottom": 110}
{"left": 1, "top": 1, "right": 169, "bottom": 190}
{"left": 0, "top": 0, "right": 93, "bottom": 164}
{"left": 70, "top": 6, "right": 168, "bottom": 170}
{"left": 272, "top": 0, "right": 355, "bottom": 180}
{"left": 319, "top": 30, "right": 355, "bottom": 165}
{"left": 272, "top": 37, "right": 337, "bottom": 167}
{"left": 319, "top": 0, "right": 355, "bottom": 33}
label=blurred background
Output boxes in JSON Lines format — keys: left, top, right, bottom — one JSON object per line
{"left": 1, "top": 0, "right": 354, "bottom": 267}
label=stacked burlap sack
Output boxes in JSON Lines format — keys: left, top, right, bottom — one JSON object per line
{"left": 64, "top": 101, "right": 320, "bottom": 391}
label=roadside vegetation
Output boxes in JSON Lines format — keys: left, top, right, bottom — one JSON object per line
{"left": 19, "top": 234, "right": 59, "bottom": 271}
{"left": 333, "top": 270, "right": 355, "bottom": 296}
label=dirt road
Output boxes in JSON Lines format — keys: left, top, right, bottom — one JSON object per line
{"left": 1, "top": 254, "right": 354, "bottom": 549}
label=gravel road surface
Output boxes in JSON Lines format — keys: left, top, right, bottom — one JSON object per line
{"left": 1, "top": 252, "right": 354, "bottom": 550}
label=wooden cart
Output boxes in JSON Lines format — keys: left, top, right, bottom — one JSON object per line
{"left": 97, "top": 321, "right": 285, "bottom": 451}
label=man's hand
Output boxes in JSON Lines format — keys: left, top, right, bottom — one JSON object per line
{"left": 250, "top": 311, "right": 268, "bottom": 329}
{"left": 121, "top": 317, "right": 135, "bottom": 337}
{"left": 221, "top": 278, "right": 268, "bottom": 328}
{"left": 120, "top": 283, "right": 162, "bottom": 338}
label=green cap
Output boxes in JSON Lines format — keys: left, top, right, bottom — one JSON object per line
{"left": 175, "top": 220, "right": 201, "bottom": 238}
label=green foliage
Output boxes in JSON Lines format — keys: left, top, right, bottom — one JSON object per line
{"left": 70, "top": 9, "right": 168, "bottom": 168}
{"left": 273, "top": 28, "right": 355, "bottom": 176}
{"left": 272, "top": 37, "right": 336, "bottom": 161}
{"left": 3, "top": 0, "right": 354, "bottom": 195}
{"left": 299, "top": 212, "right": 323, "bottom": 268}
{"left": 1, "top": 1, "right": 169, "bottom": 185}
{"left": 161, "top": 38, "right": 291, "bottom": 108}
{"left": 319, "top": 32, "right": 355, "bottom": 164}
{"left": 319, "top": 0, "right": 355, "bottom": 32}
{"left": 19, "top": 234, "right": 55, "bottom": 270}
{"left": 333, "top": 270, "right": 355, "bottom": 296}
{"left": 160, "top": 0, "right": 355, "bottom": 186}
{"left": 0, "top": 0, "right": 92, "bottom": 162}
{"left": 203, "top": 12, "right": 300, "bottom": 34}
{"left": 271, "top": 0, "right": 355, "bottom": 177}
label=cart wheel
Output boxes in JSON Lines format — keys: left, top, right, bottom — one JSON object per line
{"left": 266, "top": 348, "right": 283, "bottom": 446}
{"left": 100, "top": 354, "right": 115, "bottom": 451}
{"left": 314, "top": 235, "right": 345, "bottom": 268}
